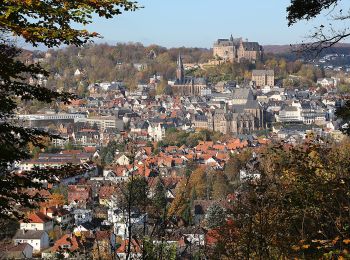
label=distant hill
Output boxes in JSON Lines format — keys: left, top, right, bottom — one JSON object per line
{"left": 263, "top": 43, "right": 350, "bottom": 55}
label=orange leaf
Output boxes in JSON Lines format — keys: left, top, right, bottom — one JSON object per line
{"left": 343, "top": 239, "right": 350, "bottom": 245}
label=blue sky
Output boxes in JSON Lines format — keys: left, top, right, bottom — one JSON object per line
{"left": 21, "top": 0, "right": 350, "bottom": 49}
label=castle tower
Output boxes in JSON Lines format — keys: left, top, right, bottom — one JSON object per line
{"left": 176, "top": 53, "right": 185, "bottom": 83}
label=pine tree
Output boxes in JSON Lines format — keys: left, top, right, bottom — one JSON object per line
{"left": 153, "top": 179, "right": 167, "bottom": 212}
{"left": 205, "top": 204, "right": 226, "bottom": 229}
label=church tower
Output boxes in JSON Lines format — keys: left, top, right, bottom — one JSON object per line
{"left": 176, "top": 53, "right": 185, "bottom": 83}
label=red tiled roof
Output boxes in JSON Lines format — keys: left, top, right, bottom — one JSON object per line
{"left": 52, "top": 234, "right": 81, "bottom": 252}
{"left": 116, "top": 239, "right": 141, "bottom": 254}
{"left": 47, "top": 207, "right": 70, "bottom": 217}
{"left": 99, "top": 186, "right": 116, "bottom": 199}
{"left": 216, "top": 153, "right": 229, "bottom": 161}
{"left": 143, "top": 147, "right": 152, "bottom": 156}
{"left": 22, "top": 212, "right": 52, "bottom": 224}
{"left": 95, "top": 231, "right": 110, "bottom": 241}
{"left": 83, "top": 146, "right": 97, "bottom": 153}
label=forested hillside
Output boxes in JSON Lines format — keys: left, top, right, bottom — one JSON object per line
{"left": 24, "top": 42, "right": 334, "bottom": 94}
{"left": 28, "top": 43, "right": 211, "bottom": 92}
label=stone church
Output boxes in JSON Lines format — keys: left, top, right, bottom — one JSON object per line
{"left": 193, "top": 88, "right": 264, "bottom": 135}
{"left": 171, "top": 54, "right": 207, "bottom": 96}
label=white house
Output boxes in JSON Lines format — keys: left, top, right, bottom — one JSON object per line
{"left": 316, "top": 77, "right": 338, "bottom": 88}
{"left": 13, "top": 230, "right": 49, "bottom": 253}
{"left": 74, "top": 69, "right": 82, "bottom": 77}
{"left": 148, "top": 123, "right": 166, "bottom": 141}
{"left": 239, "top": 169, "right": 261, "bottom": 181}
{"left": 276, "top": 106, "right": 302, "bottom": 123}
{"left": 46, "top": 207, "right": 72, "bottom": 226}
{"left": 115, "top": 154, "right": 130, "bottom": 166}
{"left": 20, "top": 212, "right": 53, "bottom": 232}
{"left": 107, "top": 209, "right": 147, "bottom": 239}
{"left": 73, "top": 209, "right": 93, "bottom": 225}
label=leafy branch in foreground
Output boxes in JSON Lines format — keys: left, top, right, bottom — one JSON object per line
{"left": 287, "top": 0, "right": 350, "bottom": 56}
{"left": 0, "top": 0, "right": 140, "bottom": 47}
{"left": 0, "top": 0, "right": 139, "bottom": 220}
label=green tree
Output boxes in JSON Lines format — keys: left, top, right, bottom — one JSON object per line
{"left": 143, "top": 238, "right": 177, "bottom": 260}
{"left": 205, "top": 204, "right": 226, "bottom": 229}
{"left": 1, "top": 1, "right": 138, "bottom": 48}
{"left": 153, "top": 179, "right": 167, "bottom": 213}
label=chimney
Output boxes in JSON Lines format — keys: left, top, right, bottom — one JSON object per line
{"left": 41, "top": 207, "right": 47, "bottom": 215}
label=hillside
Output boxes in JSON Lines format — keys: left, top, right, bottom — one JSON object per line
{"left": 264, "top": 43, "right": 350, "bottom": 55}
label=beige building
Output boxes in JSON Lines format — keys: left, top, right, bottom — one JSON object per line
{"left": 213, "top": 35, "right": 263, "bottom": 63}
{"left": 252, "top": 70, "right": 275, "bottom": 87}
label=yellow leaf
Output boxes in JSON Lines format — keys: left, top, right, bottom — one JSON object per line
{"left": 343, "top": 239, "right": 350, "bottom": 245}
{"left": 292, "top": 245, "right": 300, "bottom": 251}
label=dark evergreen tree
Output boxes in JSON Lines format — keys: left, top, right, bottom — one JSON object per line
{"left": 205, "top": 204, "right": 226, "bottom": 229}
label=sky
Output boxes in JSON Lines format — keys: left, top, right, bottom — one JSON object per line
{"left": 20, "top": 0, "right": 350, "bottom": 50}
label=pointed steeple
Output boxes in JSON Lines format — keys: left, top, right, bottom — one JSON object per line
{"left": 176, "top": 53, "right": 184, "bottom": 83}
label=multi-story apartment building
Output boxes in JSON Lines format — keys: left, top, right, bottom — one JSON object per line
{"left": 252, "top": 70, "right": 275, "bottom": 87}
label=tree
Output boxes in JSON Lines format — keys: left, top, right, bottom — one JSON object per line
{"left": 287, "top": 1, "right": 350, "bottom": 133}
{"left": 40, "top": 193, "right": 66, "bottom": 208}
{"left": 211, "top": 173, "right": 231, "bottom": 200}
{"left": 0, "top": 0, "right": 139, "bottom": 220}
{"left": 155, "top": 80, "right": 168, "bottom": 95}
{"left": 152, "top": 179, "right": 167, "bottom": 213}
{"left": 143, "top": 238, "right": 177, "bottom": 260}
{"left": 205, "top": 204, "right": 226, "bottom": 229}
{"left": 287, "top": 0, "right": 350, "bottom": 54}
{"left": 226, "top": 141, "right": 350, "bottom": 259}
{"left": 0, "top": 1, "right": 138, "bottom": 48}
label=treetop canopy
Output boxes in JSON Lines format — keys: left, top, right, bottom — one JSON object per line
{"left": 0, "top": 0, "right": 139, "bottom": 47}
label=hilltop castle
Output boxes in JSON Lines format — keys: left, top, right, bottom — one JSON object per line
{"left": 213, "top": 35, "right": 263, "bottom": 63}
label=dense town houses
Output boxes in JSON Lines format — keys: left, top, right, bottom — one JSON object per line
{"left": 3, "top": 38, "right": 350, "bottom": 259}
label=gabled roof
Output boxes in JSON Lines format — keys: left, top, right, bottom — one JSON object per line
{"left": 117, "top": 239, "right": 141, "bottom": 254}
{"left": 52, "top": 234, "right": 81, "bottom": 252}
{"left": 47, "top": 206, "right": 70, "bottom": 217}
{"left": 14, "top": 230, "right": 47, "bottom": 240}
{"left": 22, "top": 212, "right": 52, "bottom": 224}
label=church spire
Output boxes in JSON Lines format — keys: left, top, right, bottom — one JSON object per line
{"left": 176, "top": 53, "right": 184, "bottom": 83}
